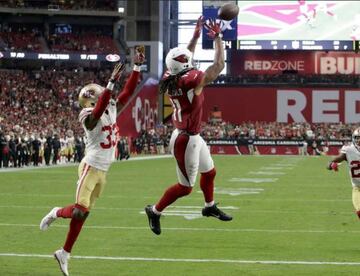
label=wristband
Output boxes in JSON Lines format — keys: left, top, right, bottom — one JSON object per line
{"left": 106, "top": 81, "right": 115, "bottom": 91}
{"left": 133, "top": 65, "right": 141, "bottom": 72}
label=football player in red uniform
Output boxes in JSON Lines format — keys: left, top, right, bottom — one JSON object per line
{"left": 145, "top": 18, "right": 232, "bottom": 235}
{"left": 39, "top": 47, "right": 145, "bottom": 276}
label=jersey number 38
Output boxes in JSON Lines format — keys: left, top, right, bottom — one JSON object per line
{"left": 100, "top": 124, "right": 117, "bottom": 149}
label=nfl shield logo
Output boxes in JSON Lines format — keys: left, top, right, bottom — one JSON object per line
{"left": 292, "top": 40, "right": 300, "bottom": 49}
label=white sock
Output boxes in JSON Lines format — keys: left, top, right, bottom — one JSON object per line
{"left": 62, "top": 248, "right": 70, "bottom": 257}
{"left": 205, "top": 201, "right": 215, "bottom": 207}
{"left": 152, "top": 205, "right": 162, "bottom": 215}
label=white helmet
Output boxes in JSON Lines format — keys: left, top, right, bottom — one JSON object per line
{"left": 353, "top": 128, "right": 360, "bottom": 151}
{"left": 165, "top": 47, "right": 193, "bottom": 75}
{"left": 78, "top": 83, "right": 105, "bottom": 108}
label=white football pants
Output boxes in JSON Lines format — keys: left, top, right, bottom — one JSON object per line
{"left": 169, "top": 128, "right": 214, "bottom": 187}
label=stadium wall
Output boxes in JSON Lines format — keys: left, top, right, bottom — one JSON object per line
{"left": 202, "top": 87, "right": 360, "bottom": 124}
{"left": 117, "top": 78, "right": 159, "bottom": 138}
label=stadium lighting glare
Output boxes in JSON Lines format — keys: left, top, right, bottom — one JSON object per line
{"left": 118, "top": 7, "right": 125, "bottom": 13}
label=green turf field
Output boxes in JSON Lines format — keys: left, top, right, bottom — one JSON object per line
{"left": 0, "top": 155, "right": 360, "bottom": 276}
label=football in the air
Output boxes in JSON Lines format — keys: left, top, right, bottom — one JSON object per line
{"left": 218, "top": 2, "right": 239, "bottom": 21}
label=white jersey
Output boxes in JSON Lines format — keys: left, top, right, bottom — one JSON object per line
{"left": 341, "top": 143, "right": 360, "bottom": 187}
{"left": 66, "top": 136, "right": 75, "bottom": 148}
{"left": 79, "top": 99, "right": 117, "bottom": 171}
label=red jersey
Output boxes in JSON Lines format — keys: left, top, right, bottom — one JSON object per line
{"left": 164, "top": 69, "right": 205, "bottom": 134}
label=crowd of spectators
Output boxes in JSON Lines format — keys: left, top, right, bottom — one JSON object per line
{"left": 48, "top": 33, "right": 118, "bottom": 54}
{"left": 200, "top": 121, "right": 354, "bottom": 141}
{"left": 129, "top": 120, "right": 356, "bottom": 156}
{"left": 0, "top": 66, "right": 359, "bottom": 168}
{"left": 0, "top": 68, "right": 110, "bottom": 137}
{"left": 0, "top": 0, "right": 116, "bottom": 11}
{"left": 0, "top": 23, "right": 119, "bottom": 54}
{"left": 132, "top": 125, "right": 173, "bottom": 155}
{"left": 214, "top": 73, "right": 360, "bottom": 87}
{"left": 0, "top": 25, "right": 43, "bottom": 52}
{"left": 0, "top": 67, "right": 135, "bottom": 169}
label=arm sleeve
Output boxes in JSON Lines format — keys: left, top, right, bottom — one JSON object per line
{"left": 92, "top": 88, "right": 112, "bottom": 120}
{"left": 117, "top": 70, "right": 140, "bottom": 105}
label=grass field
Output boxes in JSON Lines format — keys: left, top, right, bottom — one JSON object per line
{"left": 1, "top": 155, "right": 360, "bottom": 276}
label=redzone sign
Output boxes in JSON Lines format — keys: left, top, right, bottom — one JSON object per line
{"left": 202, "top": 87, "right": 360, "bottom": 123}
{"left": 231, "top": 51, "right": 360, "bottom": 75}
{"left": 244, "top": 60, "right": 305, "bottom": 72}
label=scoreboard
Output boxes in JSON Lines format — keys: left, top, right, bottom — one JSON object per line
{"left": 202, "top": 1, "right": 360, "bottom": 51}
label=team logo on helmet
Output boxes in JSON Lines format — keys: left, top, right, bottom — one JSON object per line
{"left": 352, "top": 128, "right": 360, "bottom": 151}
{"left": 78, "top": 83, "right": 104, "bottom": 108}
{"left": 165, "top": 47, "right": 193, "bottom": 75}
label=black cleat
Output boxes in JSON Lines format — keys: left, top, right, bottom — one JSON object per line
{"left": 202, "top": 203, "right": 233, "bottom": 221}
{"left": 145, "top": 205, "right": 161, "bottom": 235}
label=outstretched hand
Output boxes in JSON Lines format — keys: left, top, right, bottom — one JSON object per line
{"left": 204, "top": 18, "right": 222, "bottom": 39}
{"left": 193, "top": 16, "right": 204, "bottom": 39}
{"left": 110, "top": 62, "right": 126, "bottom": 82}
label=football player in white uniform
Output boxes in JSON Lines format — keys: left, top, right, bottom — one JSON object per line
{"left": 327, "top": 128, "right": 360, "bottom": 218}
{"left": 39, "top": 47, "right": 145, "bottom": 276}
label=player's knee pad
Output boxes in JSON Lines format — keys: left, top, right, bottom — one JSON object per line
{"left": 202, "top": 168, "right": 216, "bottom": 181}
{"left": 72, "top": 207, "right": 89, "bottom": 220}
{"left": 177, "top": 183, "right": 192, "bottom": 196}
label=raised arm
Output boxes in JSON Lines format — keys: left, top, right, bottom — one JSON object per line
{"left": 187, "top": 16, "right": 203, "bottom": 53}
{"left": 84, "top": 63, "right": 125, "bottom": 130}
{"left": 194, "top": 19, "right": 224, "bottom": 95}
{"left": 116, "top": 45, "right": 145, "bottom": 113}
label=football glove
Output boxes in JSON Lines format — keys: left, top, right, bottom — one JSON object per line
{"left": 204, "top": 18, "right": 222, "bottom": 39}
{"left": 327, "top": 161, "right": 338, "bottom": 171}
{"left": 134, "top": 45, "right": 145, "bottom": 66}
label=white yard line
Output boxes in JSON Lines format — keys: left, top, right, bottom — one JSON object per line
{"left": 0, "top": 253, "right": 360, "bottom": 266}
{"left": 0, "top": 223, "right": 359, "bottom": 234}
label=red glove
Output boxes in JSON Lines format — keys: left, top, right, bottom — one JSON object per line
{"left": 193, "top": 16, "right": 204, "bottom": 39}
{"left": 204, "top": 18, "right": 222, "bottom": 39}
{"left": 328, "top": 161, "right": 338, "bottom": 171}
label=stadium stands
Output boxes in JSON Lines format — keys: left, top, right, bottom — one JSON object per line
{"left": 0, "top": 26, "right": 43, "bottom": 52}
{"left": 0, "top": 0, "right": 116, "bottom": 10}
{"left": 48, "top": 33, "right": 119, "bottom": 53}
{"left": 0, "top": 66, "right": 357, "bottom": 168}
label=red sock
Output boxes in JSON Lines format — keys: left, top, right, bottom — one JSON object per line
{"left": 155, "top": 183, "right": 192, "bottom": 212}
{"left": 356, "top": 210, "right": 360, "bottom": 219}
{"left": 56, "top": 204, "right": 75, "bottom": 218}
{"left": 63, "top": 217, "right": 86, "bottom": 253}
{"left": 200, "top": 168, "right": 216, "bottom": 204}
